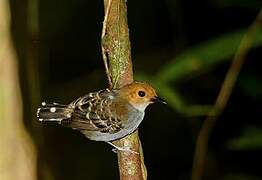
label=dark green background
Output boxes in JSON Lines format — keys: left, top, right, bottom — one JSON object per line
{"left": 10, "top": 0, "right": 262, "bottom": 179}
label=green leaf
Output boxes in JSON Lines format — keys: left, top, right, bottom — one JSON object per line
{"left": 227, "top": 127, "right": 262, "bottom": 150}
{"left": 155, "top": 29, "right": 262, "bottom": 83}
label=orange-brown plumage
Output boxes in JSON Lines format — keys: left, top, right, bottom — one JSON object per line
{"left": 118, "top": 82, "right": 158, "bottom": 110}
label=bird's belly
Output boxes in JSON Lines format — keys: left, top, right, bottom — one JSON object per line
{"left": 82, "top": 111, "right": 144, "bottom": 142}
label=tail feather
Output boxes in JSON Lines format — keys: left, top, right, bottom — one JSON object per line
{"left": 37, "top": 102, "right": 71, "bottom": 122}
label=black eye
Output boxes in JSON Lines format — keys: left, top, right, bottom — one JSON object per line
{"left": 138, "top": 91, "right": 146, "bottom": 97}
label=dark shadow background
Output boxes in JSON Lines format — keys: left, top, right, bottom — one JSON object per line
{"left": 9, "top": 0, "right": 262, "bottom": 179}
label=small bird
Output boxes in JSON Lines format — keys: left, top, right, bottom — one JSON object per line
{"left": 37, "top": 82, "right": 166, "bottom": 152}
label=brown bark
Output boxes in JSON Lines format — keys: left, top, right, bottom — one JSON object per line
{"left": 101, "top": 0, "right": 147, "bottom": 179}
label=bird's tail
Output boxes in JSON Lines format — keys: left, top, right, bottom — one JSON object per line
{"left": 37, "top": 102, "right": 72, "bottom": 122}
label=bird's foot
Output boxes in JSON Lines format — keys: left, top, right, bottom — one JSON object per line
{"left": 107, "top": 142, "right": 138, "bottom": 154}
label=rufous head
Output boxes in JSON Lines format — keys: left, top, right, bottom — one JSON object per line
{"left": 118, "top": 82, "right": 166, "bottom": 111}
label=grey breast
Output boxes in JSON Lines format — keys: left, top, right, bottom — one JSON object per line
{"left": 83, "top": 102, "right": 145, "bottom": 142}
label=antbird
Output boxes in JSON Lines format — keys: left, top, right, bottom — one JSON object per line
{"left": 37, "top": 82, "right": 166, "bottom": 153}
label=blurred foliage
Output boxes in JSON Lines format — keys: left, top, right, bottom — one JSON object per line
{"left": 137, "top": 29, "right": 262, "bottom": 116}
{"left": 154, "top": 30, "right": 262, "bottom": 83}
{"left": 227, "top": 127, "right": 262, "bottom": 150}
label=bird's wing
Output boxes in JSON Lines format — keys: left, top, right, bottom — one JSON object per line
{"left": 65, "top": 89, "right": 123, "bottom": 133}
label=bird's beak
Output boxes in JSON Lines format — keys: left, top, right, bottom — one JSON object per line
{"left": 152, "top": 96, "right": 167, "bottom": 104}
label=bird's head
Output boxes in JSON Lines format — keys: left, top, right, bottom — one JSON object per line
{"left": 118, "top": 82, "right": 166, "bottom": 111}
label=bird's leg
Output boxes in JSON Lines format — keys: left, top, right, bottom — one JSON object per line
{"left": 107, "top": 142, "right": 138, "bottom": 154}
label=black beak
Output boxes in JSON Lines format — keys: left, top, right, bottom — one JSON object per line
{"left": 152, "top": 96, "right": 167, "bottom": 104}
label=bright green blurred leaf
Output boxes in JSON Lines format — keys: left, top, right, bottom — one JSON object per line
{"left": 155, "top": 29, "right": 262, "bottom": 83}
{"left": 227, "top": 127, "right": 262, "bottom": 150}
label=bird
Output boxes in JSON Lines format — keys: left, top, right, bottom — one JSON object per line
{"left": 37, "top": 82, "right": 166, "bottom": 153}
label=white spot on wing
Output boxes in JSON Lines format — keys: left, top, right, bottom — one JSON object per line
{"left": 36, "top": 108, "right": 41, "bottom": 117}
{"left": 50, "top": 107, "right": 56, "bottom": 112}
{"left": 41, "top": 102, "right": 46, "bottom": 106}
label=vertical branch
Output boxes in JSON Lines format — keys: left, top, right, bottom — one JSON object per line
{"left": 192, "top": 10, "right": 262, "bottom": 180}
{"left": 0, "top": 0, "right": 37, "bottom": 179}
{"left": 102, "top": 0, "right": 133, "bottom": 88}
{"left": 101, "top": 0, "right": 113, "bottom": 87}
{"left": 101, "top": 0, "right": 147, "bottom": 179}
